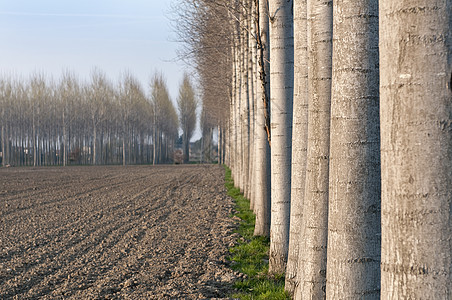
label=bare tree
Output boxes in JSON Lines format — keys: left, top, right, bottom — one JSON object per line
{"left": 177, "top": 73, "right": 197, "bottom": 163}
{"left": 88, "top": 69, "right": 111, "bottom": 165}
{"left": 150, "top": 72, "right": 179, "bottom": 164}
{"left": 58, "top": 71, "right": 80, "bottom": 166}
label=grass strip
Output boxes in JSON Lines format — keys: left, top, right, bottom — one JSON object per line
{"left": 224, "top": 166, "right": 290, "bottom": 300}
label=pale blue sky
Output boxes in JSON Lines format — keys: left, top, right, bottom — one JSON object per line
{"left": 0, "top": 0, "right": 185, "bottom": 100}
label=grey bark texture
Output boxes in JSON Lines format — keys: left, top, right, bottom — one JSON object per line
{"left": 235, "top": 23, "right": 244, "bottom": 190}
{"left": 250, "top": 0, "right": 259, "bottom": 209}
{"left": 285, "top": 0, "right": 308, "bottom": 295}
{"left": 231, "top": 30, "right": 239, "bottom": 183}
{"left": 380, "top": 0, "right": 452, "bottom": 298}
{"left": 248, "top": 0, "right": 256, "bottom": 205}
{"left": 268, "top": 0, "right": 294, "bottom": 275}
{"left": 294, "top": 0, "right": 332, "bottom": 298}
{"left": 242, "top": 1, "right": 251, "bottom": 198}
{"left": 240, "top": 14, "right": 250, "bottom": 194}
{"left": 325, "top": 0, "right": 381, "bottom": 298}
{"left": 254, "top": 0, "right": 272, "bottom": 238}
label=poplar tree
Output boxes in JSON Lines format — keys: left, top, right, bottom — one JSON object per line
{"left": 325, "top": 0, "right": 380, "bottom": 298}
{"left": 177, "top": 73, "right": 197, "bottom": 163}
{"left": 380, "top": 0, "right": 451, "bottom": 298}
{"left": 268, "top": 0, "right": 294, "bottom": 275}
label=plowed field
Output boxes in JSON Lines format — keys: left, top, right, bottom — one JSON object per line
{"left": 0, "top": 165, "right": 239, "bottom": 299}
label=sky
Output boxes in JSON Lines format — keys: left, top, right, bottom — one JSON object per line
{"left": 0, "top": 0, "right": 186, "bottom": 101}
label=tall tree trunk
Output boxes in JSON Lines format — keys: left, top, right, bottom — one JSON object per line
{"left": 20, "top": 128, "right": 25, "bottom": 166}
{"left": 152, "top": 126, "right": 156, "bottom": 165}
{"left": 6, "top": 125, "right": 11, "bottom": 166}
{"left": 32, "top": 107, "right": 37, "bottom": 167}
{"left": 222, "top": 125, "right": 226, "bottom": 164}
{"left": 218, "top": 125, "right": 222, "bottom": 164}
{"left": 236, "top": 30, "right": 243, "bottom": 187}
{"left": 1, "top": 124, "right": 5, "bottom": 167}
{"left": 249, "top": 0, "right": 258, "bottom": 207}
{"left": 68, "top": 127, "right": 71, "bottom": 165}
{"left": 325, "top": 0, "right": 380, "bottom": 298}
{"left": 63, "top": 109, "right": 67, "bottom": 166}
{"left": 226, "top": 118, "right": 230, "bottom": 166}
{"left": 100, "top": 129, "right": 104, "bottom": 165}
{"left": 295, "top": 0, "right": 333, "bottom": 298}
{"left": 285, "top": 0, "right": 308, "bottom": 294}
{"left": 248, "top": 0, "right": 256, "bottom": 205}
{"left": 240, "top": 7, "right": 250, "bottom": 195}
{"left": 380, "top": 0, "right": 452, "bottom": 298}
{"left": 253, "top": 0, "right": 271, "bottom": 238}
{"left": 268, "top": 0, "right": 294, "bottom": 275}
{"left": 230, "top": 38, "right": 238, "bottom": 180}
{"left": 93, "top": 121, "right": 97, "bottom": 165}
{"left": 122, "top": 129, "right": 126, "bottom": 166}
{"left": 184, "top": 132, "right": 190, "bottom": 163}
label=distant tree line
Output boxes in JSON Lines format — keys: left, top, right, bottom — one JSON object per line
{"left": 0, "top": 70, "right": 186, "bottom": 167}
{"left": 173, "top": 0, "right": 231, "bottom": 164}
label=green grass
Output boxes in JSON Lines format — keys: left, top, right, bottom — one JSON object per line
{"left": 224, "top": 166, "right": 290, "bottom": 300}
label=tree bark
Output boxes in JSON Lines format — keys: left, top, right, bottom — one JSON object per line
{"left": 122, "top": 128, "right": 126, "bottom": 166}
{"left": 1, "top": 124, "right": 5, "bottom": 167}
{"left": 93, "top": 121, "right": 97, "bottom": 165}
{"left": 268, "top": 0, "right": 294, "bottom": 275}
{"left": 295, "top": 0, "right": 332, "bottom": 298}
{"left": 380, "top": 0, "right": 452, "bottom": 298}
{"left": 32, "top": 104, "right": 37, "bottom": 167}
{"left": 240, "top": 5, "right": 250, "bottom": 195}
{"left": 248, "top": 6, "right": 256, "bottom": 206}
{"left": 249, "top": 0, "right": 258, "bottom": 207}
{"left": 325, "top": 0, "right": 380, "bottom": 298}
{"left": 230, "top": 32, "right": 239, "bottom": 182}
{"left": 285, "top": 0, "right": 308, "bottom": 295}
{"left": 233, "top": 17, "right": 243, "bottom": 187}
{"left": 254, "top": 0, "right": 271, "bottom": 238}
{"left": 62, "top": 108, "right": 67, "bottom": 166}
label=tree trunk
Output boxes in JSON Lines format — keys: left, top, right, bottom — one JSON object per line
{"left": 93, "top": 121, "right": 97, "bottom": 165}
{"left": 226, "top": 118, "right": 230, "bottom": 167}
{"left": 268, "top": 0, "right": 294, "bottom": 275}
{"left": 153, "top": 127, "right": 158, "bottom": 165}
{"left": 230, "top": 39, "right": 238, "bottom": 179}
{"left": 1, "top": 124, "right": 5, "bottom": 167}
{"left": 32, "top": 106, "right": 37, "bottom": 167}
{"left": 295, "top": 0, "right": 333, "bottom": 298}
{"left": 218, "top": 125, "right": 222, "bottom": 164}
{"left": 325, "top": 0, "right": 380, "bottom": 298}
{"left": 236, "top": 31, "right": 243, "bottom": 187}
{"left": 253, "top": 0, "right": 271, "bottom": 238}
{"left": 122, "top": 130, "right": 126, "bottom": 166}
{"left": 63, "top": 109, "right": 67, "bottom": 167}
{"left": 248, "top": 0, "right": 256, "bottom": 205}
{"left": 249, "top": 0, "right": 258, "bottom": 207}
{"left": 285, "top": 0, "right": 308, "bottom": 294}
{"left": 184, "top": 132, "right": 190, "bottom": 163}
{"left": 380, "top": 1, "right": 452, "bottom": 298}
{"left": 240, "top": 7, "right": 250, "bottom": 195}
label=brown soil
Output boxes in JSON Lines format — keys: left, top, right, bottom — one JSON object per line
{"left": 0, "top": 165, "right": 240, "bottom": 299}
